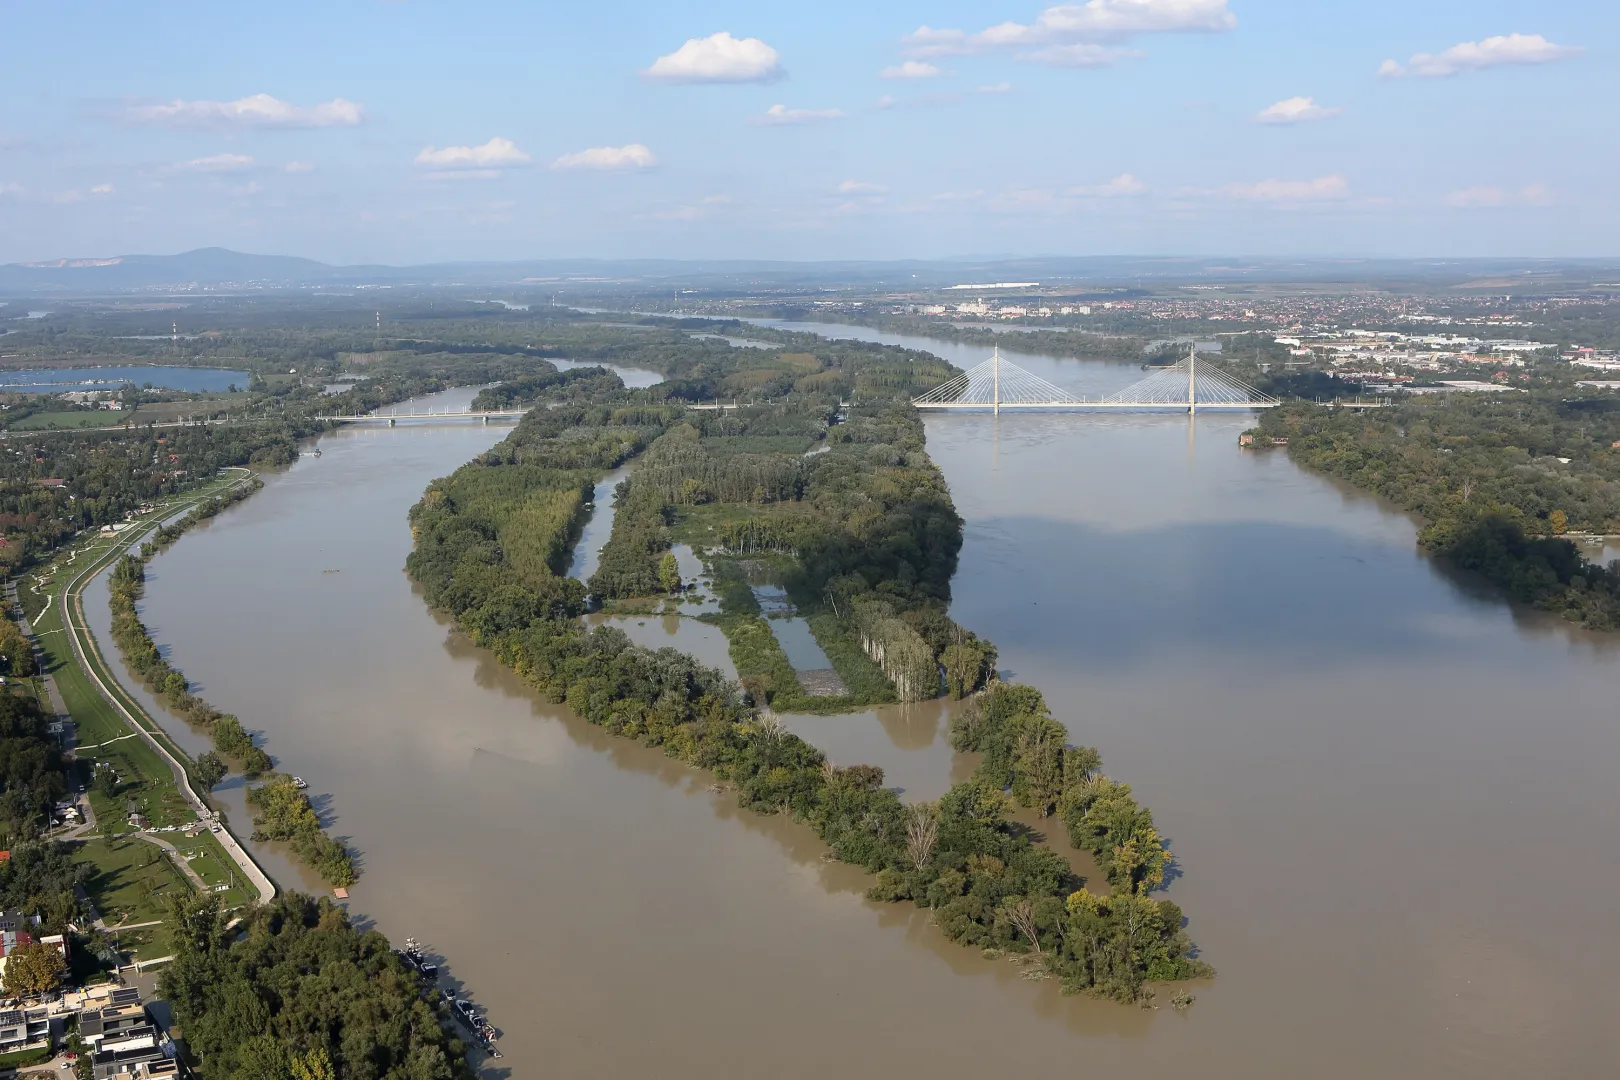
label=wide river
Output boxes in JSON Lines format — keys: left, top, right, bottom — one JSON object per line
{"left": 93, "top": 328, "right": 1620, "bottom": 1077}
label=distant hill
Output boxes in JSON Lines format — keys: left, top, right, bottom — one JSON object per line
{"left": 0, "top": 247, "right": 400, "bottom": 291}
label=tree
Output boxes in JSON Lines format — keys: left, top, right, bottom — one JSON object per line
{"left": 658, "top": 551, "right": 682, "bottom": 594}
{"left": 1549, "top": 508, "right": 1568, "bottom": 535}
{"left": 2, "top": 940, "right": 64, "bottom": 997}
{"left": 904, "top": 802, "right": 939, "bottom": 871}
{"left": 941, "top": 642, "right": 985, "bottom": 699}
{"left": 290, "top": 1047, "right": 336, "bottom": 1080}
{"left": 94, "top": 765, "right": 119, "bottom": 800}
{"left": 194, "top": 751, "right": 227, "bottom": 792}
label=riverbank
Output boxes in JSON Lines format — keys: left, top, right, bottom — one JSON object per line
{"left": 1254, "top": 398, "right": 1620, "bottom": 628}
{"left": 106, "top": 489, "right": 357, "bottom": 887}
{"left": 405, "top": 345, "right": 1206, "bottom": 1003}
{"left": 23, "top": 471, "right": 275, "bottom": 909}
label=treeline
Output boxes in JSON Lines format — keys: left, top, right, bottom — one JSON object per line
{"left": 469, "top": 365, "right": 624, "bottom": 409}
{"left": 247, "top": 777, "right": 356, "bottom": 888}
{"left": 0, "top": 841, "right": 89, "bottom": 934}
{"left": 0, "top": 614, "right": 36, "bottom": 677}
{"left": 0, "top": 690, "right": 69, "bottom": 847}
{"left": 426, "top": 590, "right": 1202, "bottom": 1002}
{"left": 407, "top": 402, "right": 679, "bottom": 640}
{"left": 106, "top": 485, "right": 358, "bottom": 885}
{"left": 160, "top": 892, "right": 473, "bottom": 1079}
{"left": 406, "top": 331, "right": 1205, "bottom": 1002}
{"left": 0, "top": 421, "right": 316, "bottom": 576}
{"left": 1257, "top": 395, "right": 1620, "bottom": 628}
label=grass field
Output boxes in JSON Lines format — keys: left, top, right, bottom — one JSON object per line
{"left": 6, "top": 391, "right": 254, "bottom": 432}
{"left": 72, "top": 837, "right": 192, "bottom": 926}
{"left": 7, "top": 410, "right": 126, "bottom": 430}
{"left": 18, "top": 474, "right": 261, "bottom": 910}
{"left": 109, "top": 925, "right": 175, "bottom": 963}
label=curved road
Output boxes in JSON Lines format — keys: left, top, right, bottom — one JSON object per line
{"left": 52, "top": 471, "right": 277, "bottom": 906}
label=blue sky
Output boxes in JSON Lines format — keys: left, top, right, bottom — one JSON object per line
{"left": 0, "top": 1, "right": 1611, "bottom": 263}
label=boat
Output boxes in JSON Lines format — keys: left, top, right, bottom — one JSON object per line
{"left": 397, "top": 937, "right": 438, "bottom": 979}
{"left": 291, "top": 776, "right": 308, "bottom": 789}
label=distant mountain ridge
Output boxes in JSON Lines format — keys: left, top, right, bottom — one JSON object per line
{"left": 5, "top": 247, "right": 1620, "bottom": 295}
{"left": 0, "top": 248, "right": 385, "bottom": 291}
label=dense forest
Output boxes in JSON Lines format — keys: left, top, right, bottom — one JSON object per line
{"left": 405, "top": 328, "right": 1207, "bottom": 1002}
{"left": 1256, "top": 393, "right": 1620, "bottom": 627}
{"left": 0, "top": 689, "right": 69, "bottom": 848}
{"left": 160, "top": 893, "right": 473, "bottom": 1079}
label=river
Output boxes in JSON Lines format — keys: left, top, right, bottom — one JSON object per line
{"left": 99, "top": 333, "right": 1620, "bottom": 1078}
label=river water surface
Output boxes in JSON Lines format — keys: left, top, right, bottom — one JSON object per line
{"left": 106, "top": 336, "right": 1620, "bottom": 1078}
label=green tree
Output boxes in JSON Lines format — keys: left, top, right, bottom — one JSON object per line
{"left": 2, "top": 940, "right": 64, "bottom": 997}
{"left": 194, "top": 751, "right": 228, "bottom": 791}
{"left": 290, "top": 1047, "right": 336, "bottom": 1080}
{"left": 94, "top": 765, "right": 120, "bottom": 800}
{"left": 941, "top": 642, "right": 985, "bottom": 699}
{"left": 658, "top": 551, "right": 682, "bottom": 594}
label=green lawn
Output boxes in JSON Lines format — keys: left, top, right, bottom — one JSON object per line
{"left": 8, "top": 410, "right": 126, "bottom": 431}
{"left": 170, "top": 829, "right": 254, "bottom": 905}
{"left": 14, "top": 474, "right": 265, "bottom": 911}
{"left": 33, "top": 594, "right": 194, "bottom": 830}
{"left": 110, "top": 924, "right": 175, "bottom": 963}
{"left": 72, "top": 837, "right": 193, "bottom": 926}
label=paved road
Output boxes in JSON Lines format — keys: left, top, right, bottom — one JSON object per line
{"left": 44, "top": 474, "right": 277, "bottom": 905}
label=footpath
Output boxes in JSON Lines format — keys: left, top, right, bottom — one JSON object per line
{"left": 18, "top": 474, "right": 277, "bottom": 908}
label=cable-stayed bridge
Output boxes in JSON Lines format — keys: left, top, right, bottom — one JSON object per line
{"left": 912, "top": 346, "right": 1279, "bottom": 414}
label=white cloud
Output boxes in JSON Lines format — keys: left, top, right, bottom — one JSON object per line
{"left": 1445, "top": 183, "right": 1553, "bottom": 208}
{"left": 881, "top": 61, "right": 944, "bottom": 79}
{"left": 415, "top": 137, "right": 531, "bottom": 169}
{"left": 551, "top": 144, "right": 658, "bottom": 171}
{"left": 230, "top": 181, "right": 263, "bottom": 198}
{"left": 1224, "top": 175, "right": 1349, "bottom": 201}
{"left": 1069, "top": 172, "right": 1147, "bottom": 196}
{"left": 874, "top": 95, "right": 899, "bottom": 109}
{"left": 904, "top": 26, "right": 973, "bottom": 57}
{"left": 753, "top": 104, "right": 846, "bottom": 126}
{"left": 1023, "top": 44, "right": 1141, "bottom": 67}
{"left": 908, "top": 1, "right": 1235, "bottom": 64}
{"left": 90, "top": 184, "right": 114, "bottom": 195}
{"left": 838, "top": 180, "right": 887, "bottom": 194}
{"left": 284, "top": 161, "right": 316, "bottom": 174}
{"left": 129, "top": 93, "right": 363, "bottom": 128}
{"left": 1380, "top": 33, "right": 1581, "bottom": 78}
{"left": 1255, "top": 96, "right": 1341, "bottom": 124}
{"left": 644, "top": 32, "right": 782, "bottom": 83}
{"left": 177, "top": 153, "right": 255, "bottom": 173}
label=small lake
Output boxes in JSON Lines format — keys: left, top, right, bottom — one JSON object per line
{"left": 0, "top": 366, "right": 248, "bottom": 393}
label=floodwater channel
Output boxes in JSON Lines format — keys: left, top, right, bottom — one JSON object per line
{"left": 93, "top": 334, "right": 1620, "bottom": 1078}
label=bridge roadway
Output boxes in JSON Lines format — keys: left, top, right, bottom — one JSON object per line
{"left": 318, "top": 409, "right": 528, "bottom": 425}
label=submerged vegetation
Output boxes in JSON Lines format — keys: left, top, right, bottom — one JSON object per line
{"left": 107, "top": 483, "right": 356, "bottom": 886}
{"left": 406, "top": 328, "right": 1207, "bottom": 1002}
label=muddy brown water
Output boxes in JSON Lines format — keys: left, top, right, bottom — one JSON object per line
{"left": 85, "top": 337, "right": 1620, "bottom": 1077}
